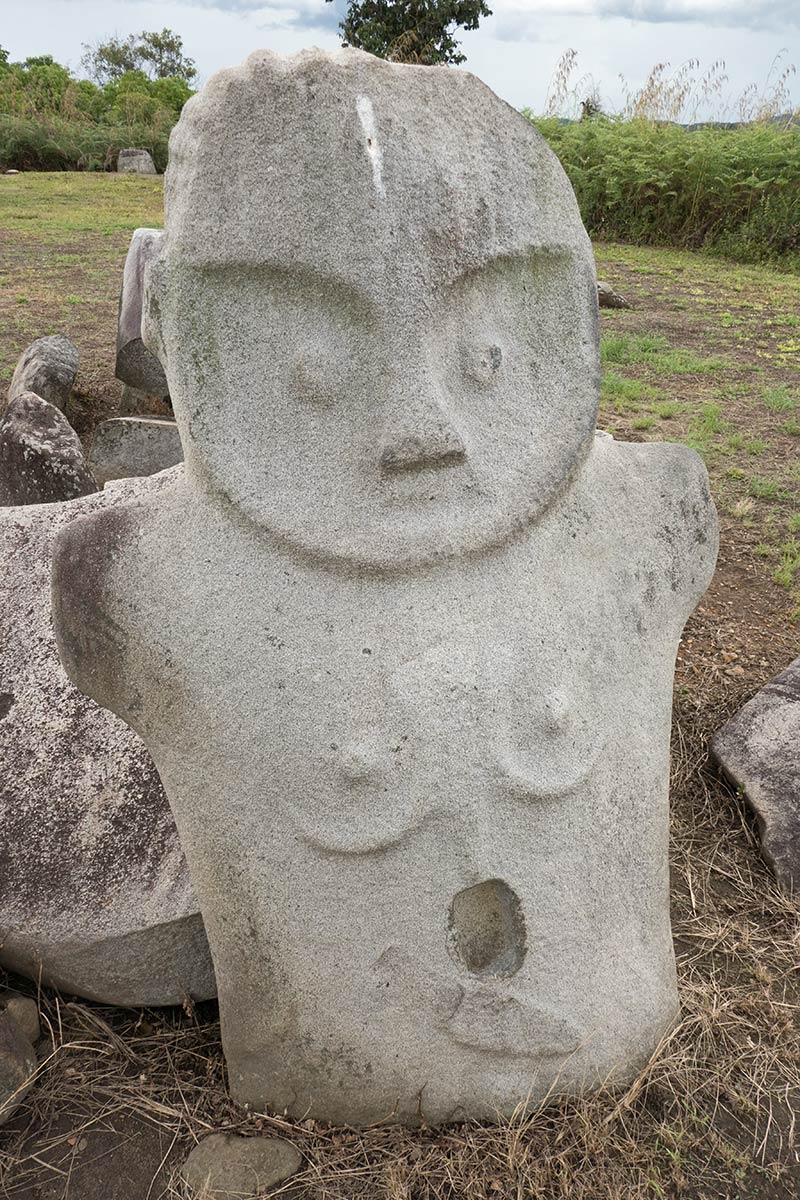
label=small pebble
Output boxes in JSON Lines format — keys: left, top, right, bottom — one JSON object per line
{"left": 182, "top": 1132, "right": 302, "bottom": 1198}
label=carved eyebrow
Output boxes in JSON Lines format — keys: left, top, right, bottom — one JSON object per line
{"left": 441, "top": 244, "right": 578, "bottom": 293}
{"left": 197, "top": 260, "right": 379, "bottom": 317}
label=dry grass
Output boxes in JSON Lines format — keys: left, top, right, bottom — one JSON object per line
{"left": 543, "top": 48, "right": 798, "bottom": 124}
{"left": 2, "top": 671, "right": 798, "bottom": 1200}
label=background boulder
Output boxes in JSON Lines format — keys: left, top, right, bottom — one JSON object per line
{"left": 0, "top": 391, "right": 97, "bottom": 506}
{"left": 117, "top": 149, "right": 157, "bottom": 175}
{"left": 115, "top": 228, "right": 169, "bottom": 401}
{"left": 6, "top": 334, "right": 79, "bottom": 415}
{"left": 711, "top": 657, "right": 800, "bottom": 891}
{"left": 0, "top": 471, "right": 215, "bottom": 1006}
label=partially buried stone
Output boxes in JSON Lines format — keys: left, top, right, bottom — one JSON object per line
{"left": 182, "top": 1134, "right": 302, "bottom": 1199}
{"left": 597, "top": 280, "right": 631, "bottom": 309}
{"left": 710, "top": 656, "right": 800, "bottom": 891}
{"left": 6, "top": 334, "right": 79, "bottom": 414}
{"left": 116, "top": 229, "right": 170, "bottom": 399}
{"left": 0, "top": 992, "right": 41, "bottom": 1045}
{"left": 0, "top": 390, "right": 97, "bottom": 505}
{"left": 117, "top": 148, "right": 157, "bottom": 175}
{"left": 90, "top": 417, "right": 183, "bottom": 485}
{"left": 52, "top": 49, "right": 718, "bottom": 1125}
{"left": 0, "top": 1011, "right": 36, "bottom": 1128}
{"left": 0, "top": 471, "right": 215, "bottom": 1006}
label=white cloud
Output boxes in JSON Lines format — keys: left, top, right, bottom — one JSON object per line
{"left": 2, "top": 0, "right": 797, "bottom": 114}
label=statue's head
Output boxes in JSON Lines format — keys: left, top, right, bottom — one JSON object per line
{"left": 144, "top": 48, "right": 599, "bottom": 570}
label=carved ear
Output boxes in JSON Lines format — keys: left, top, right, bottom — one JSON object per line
{"left": 142, "top": 254, "right": 168, "bottom": 367}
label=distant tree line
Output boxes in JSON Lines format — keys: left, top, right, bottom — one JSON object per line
{"left": 0, "top": 31, "right": 195, "bottom": 171}
{"left": 0, "top": 30, "right": 195, "bottom": 125}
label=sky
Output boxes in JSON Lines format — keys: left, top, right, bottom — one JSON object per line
{"left": 3, "top": 0, "right": 799, "bottom": 117}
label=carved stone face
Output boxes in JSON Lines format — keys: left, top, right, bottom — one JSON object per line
{"left": 152, "top": 246, "right": 598, "bottom": 568}
{"left": 145, "top": 48, "right": 599, "bottom": 570}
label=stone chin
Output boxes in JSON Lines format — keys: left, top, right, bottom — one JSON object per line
{"left": 184, "top": 425, "right": 597, "bottom": 574}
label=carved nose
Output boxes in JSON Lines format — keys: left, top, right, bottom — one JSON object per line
{"left": 380, "top": 408, "right": 466, "bottom": 473}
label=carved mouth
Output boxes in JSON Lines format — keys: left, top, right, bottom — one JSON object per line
{"left": 372, "top": 944, "right": 582, "bottom": 1060}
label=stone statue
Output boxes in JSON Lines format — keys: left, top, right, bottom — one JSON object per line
{"left": 52, "top": 48, "right": 718, "bottom": 1125}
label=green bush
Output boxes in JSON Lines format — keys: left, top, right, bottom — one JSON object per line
{"left": 0, "top": 55, "right": 189, "bottom": 172}
{"left": 531, "top": 116, "right": 800, "bottom": 270}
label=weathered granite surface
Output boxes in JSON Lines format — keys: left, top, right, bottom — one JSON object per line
{"left": 0, "top": 391, "right": 97, "bottom": 505}
{"left": 89, "top": 417, "right": 183, "bottom": 485}
{"left": 53, "top": 49, "right": 718, "bottom": 1125}
{"left": 0, "top": 476, "right": 214, "bottom": 1005}
{"left": 116, "top": 229, "right": 170, "bottom": 398}
{"left": 711, "top": 657, "right": 800, "bottom": 891}
{"left": 6, "top": 335, "right": 79, "bottom": 414}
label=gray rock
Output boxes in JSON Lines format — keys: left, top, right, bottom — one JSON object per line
{"left": 0, "top": 992, "right": 40, "bottom": 1045}
{"left": 116, "top": 229, "right": 170, "bottom": 398}
{"left": 7, "top": 334, "right": 79, "bottom": 414}
{"left": 117, "top": 148, "right": 157, "bottom": 175}
{"left": 53, "top": 49, "right": 717, "bottom": 1125}
{"left": 710, "top": 657, "right": 800, "bottom": 890}
{"left": 182, "top": 1134, "right": 302, "bottom": 1198}
{"left": 89, "top": 418, "right": 183, "bottom": 485}
{"left": 0, "top": 390, "right": 98, "bottom": 506}
{"left": 0, "top": 475, "right": 215, "bottom": 1006}
{"left": 0, "top": 1011, "right": 36, "bottom": 1127}
{"left": 597, "top": 281, "right": 631, "bottom": 309}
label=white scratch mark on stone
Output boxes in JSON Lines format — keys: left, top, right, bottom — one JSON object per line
{"left": 356, "top": 95, "right": 386, "bottom": 200}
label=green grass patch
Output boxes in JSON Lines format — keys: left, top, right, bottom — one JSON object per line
{"left": 651, "top": 400, "right": 685, "bottom": 419}
{"left": 684, "top": 403, "right": 727, "bottom": 456}
{"left": 774, "top": 538, "right": 800, "bottom": 588}
{"left": 600, "top": 368, "right": 662, "bottom": 411}
{"left": 0, "top": 172, "right": 164, "bottom": 238}
{"left": 749, "top": 475, "right": 783, "bottom": 500}
{"left": 600, "top": 332, "right": 724, "bottom": 375}
{"left": 763, "top": 384, "right": 797, "bottom": 412}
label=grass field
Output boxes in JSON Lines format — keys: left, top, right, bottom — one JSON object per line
{"left": 0, "top": 173, "right": 799, "bottom": 1200}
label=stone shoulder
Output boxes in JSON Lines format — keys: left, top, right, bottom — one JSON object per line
{"left": 574, "top": 434, "right": 719, "bottom": 615}
{"left": 51, "top": 467, "right": 183, "bottom": 718}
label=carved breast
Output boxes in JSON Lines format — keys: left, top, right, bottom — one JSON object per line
{"left": 283, "top": 632, "right": 603, "bottom": 856}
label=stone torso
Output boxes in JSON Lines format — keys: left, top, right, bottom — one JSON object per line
{"left": 54, "top": 435, "right": 716, "bottom": 1123}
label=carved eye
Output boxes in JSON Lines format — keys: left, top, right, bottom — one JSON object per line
{"left": 461, "top": 343, "right": 503, "bottom": 387}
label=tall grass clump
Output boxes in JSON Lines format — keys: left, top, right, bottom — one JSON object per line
{"left": 0, "top": 114, "right": 171, "bottom": 172}
{"left": 527, "top": 53, "right": 800, "bottom": 270}
{"left": 533, "top": 116, "right": 800, "bottom": 268}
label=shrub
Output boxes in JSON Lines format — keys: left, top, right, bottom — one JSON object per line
{"left": 0, "top": 114, "right": 170, "bottom": 172}
{"left": 530, "top": 115, "right": 800, "bottom": 270}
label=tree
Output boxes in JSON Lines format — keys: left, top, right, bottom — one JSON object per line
{"left": 80, "top": 34, "right": 139, "bottom": 84}
{"left": 80, "top": 29, "right": 196, "bottom": 85}
{"left": 137, "top": 29, "right": 196, "bottom": 82}
{"left": 324, "top": 0, "right": 491, "bottom": 66}
{"left": 0, "top": 46, "right": 9, "bottom": 69}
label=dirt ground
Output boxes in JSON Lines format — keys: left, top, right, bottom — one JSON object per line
{"left": 0, "top": 175, "right": 798, "bottom": 1199}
